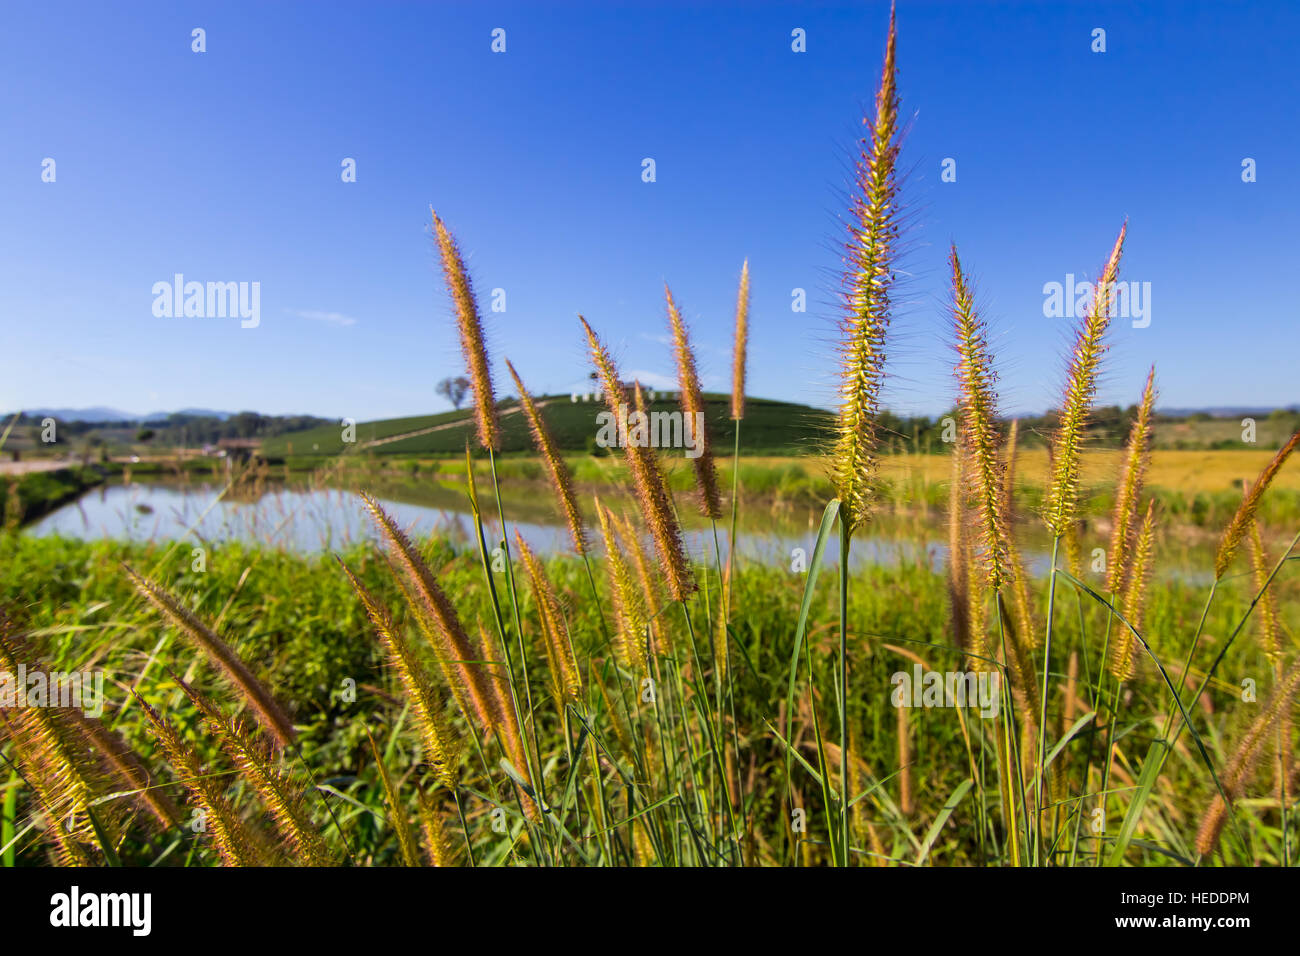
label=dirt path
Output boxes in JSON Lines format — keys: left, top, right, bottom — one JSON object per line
{"left": 0, "top": 459, "right": 77, "bottom": 476}
{"left": 357, "top": 399, "right": 550, "bottom": 449}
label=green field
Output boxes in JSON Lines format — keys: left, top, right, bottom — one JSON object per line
{"left": 259, "top": 392, "right": 833, "bottom": 459}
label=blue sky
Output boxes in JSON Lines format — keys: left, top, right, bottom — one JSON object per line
{"left": 2, "top": 1, "right": 1296, "bottom": 421}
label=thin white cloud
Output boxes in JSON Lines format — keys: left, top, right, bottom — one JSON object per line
{"left": 626, "top": 369, "right": 677, "bottom": 390}
{"left": 287, "top": 309, "right": 357, "bottom": 327}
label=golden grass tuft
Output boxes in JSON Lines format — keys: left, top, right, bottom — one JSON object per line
{"left": 666, "top": 284, "right": 723, "bottom": 519}
{"left": 949, "top": 245, "right": 1010, "bottom": 592}
{"left": 515, "top": 529, "right": 583, "bottom": 706}
{"left": 358, "top": 492, "right": 499, "bottom": 732}
{"left": 1214, "top": 429, "right": 1300, "bottom": 579}
{"left": 124, "top": 565, "right": 296, "bottom": 749}
{"left": 731, "top": 259, "right": 751, "bottom": 420}
{"left": 1001, "top": 420, "right": 1038, "bottom": 649}
{"left": 581, "top": 316, "right": 695, "bottom": 601}
{"left": 432, "top": 209, "right": 499, "bottom": 451}
{"left": 338, "top": 556, "right": 460, "bottom": 788}
{"left": 1111, "top": 499, "right": 1157, "bottom": 683}
{"left": 1043, "top": 223, "right": 1127, "bottom": 537}
{"left": 833, "top": 5, "right": 899, "bottom": 536}
{"left": 946, "top": 438, "right": 972, "bottom": 655}
{"left": 366, "top": 728, "right": 421, "bottom": 867}
{"left": 505, "top": 358, "right": 588, "bottom": 556}
{"left": 134, "top": 691, "right": 273, "bottom": 866}
{"left": 1106, "top": 366, "right": 1157, "bottom": 596}
{"left": 172, "top": 672, "right": 335, "bottom": 866}
{"left": 595, "top": 499, "right": 649, "bottom": 673}
{"left": 1195, "top": 656, "right": 1300, "bottom": 857}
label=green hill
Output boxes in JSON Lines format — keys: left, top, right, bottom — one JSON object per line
{"left": 260, "top": 393, "right": 832, "bottom": 459}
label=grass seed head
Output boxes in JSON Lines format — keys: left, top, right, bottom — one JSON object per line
{"left": 506, "top": 358, "right": 588, "bottom": 556}
{"left": 666, "top": 285, "right": 723, "bottom": 519}
{"left": 581, "top": 316, "right": 695, "bottom": 600}
{"left": 1214, "top": 429, "right": 1300, "bottom": 578}
{"left": 432, "top": 209, "right": 499, "bottom": 451}
{"left": 1044, "top": 222, "right": 1127, "bottom": 537}
{"left": 834, "top": 6, "right": 900, "bottom": 536}
{"left": 1106, "top": 366, "right": 1157, "bottom": 595}
{"left": 731, "top": 259, "right": 751, "bottom": 420}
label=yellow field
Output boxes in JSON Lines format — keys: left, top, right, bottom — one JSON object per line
{"left": 728, "top": 449, "right": 1299, "bottom": 494}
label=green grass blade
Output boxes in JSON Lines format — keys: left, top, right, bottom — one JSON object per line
{"left": 915, "top": 777, "right": 973, "bottom": 866}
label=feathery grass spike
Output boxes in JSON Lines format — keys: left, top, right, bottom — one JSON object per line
{"left": 949, "top": 245, "right": 1009, "bottom": 591}
{"left": 1112, "top": 499, "right": 1156, "bottom": 682}
{"left": 581, "top": 316, "right": 695, "bottom": 600}
{"left": 505, "top": 358, "right": 587, "bottom": 555}
{"left": 124, "top": 565, "right": 296, "bottom": 749}
{"left": 1044, "top": 223, "right": 1127, "bottom": 536}
{"left": 731, "top": 259, "right": 750, "bottom": 420}
{"left": 432, "top": 209, "right": 499, "bottom": 450}
{"left": 339, "top": 557, "right": 460, "bottom": 788}
{"left": 359, "top": 492, "right": 500, "bottom": 732}
{"left": 172, "top": 673, "right": 335, "bottom": 866}
{"left": 134, "top": 693, "right": 273, "bottom": 866}
{"left": 515, "top": 530, "right": 582, "bottom": 705}
{"left": 367, "top": 729, "right": 421, "bottom": 867}
{"left": 1106, "top": 366, "right": 1156, "bottom": 595}
{"left": 834, "top": 5, "right": 899, "bottom": 536}
{"left": 1214, "top": 430, "right": 1300, "bottom": 578}
{"left": 666, "top": 284, "right": 723, "bottom": 519}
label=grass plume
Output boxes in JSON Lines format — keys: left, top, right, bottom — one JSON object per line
{"left": 124, "top": 565, "right": 297, "bottom": 749}
{"left": 505, "top": 358, "right": 588, "bottom": 556}
{"left": 1106, "top": 366, "right": 1157, "bottom": 595}
{"left": 731, "top": 259, "right": 750, "bottom": 421}
{"left": 1214, "top": 429, "right": 1300, "bottom": 578}
{"left": 432, "top": 209, "right": 499, "bottom": 451}
{"left": 338, "top": 557, "right": 460, "bottom": 788}
{"left": 1043, "top": 223, "right": 1127, "bottom": 537}
{"left": 833, "top": 4, "right": 899, "bottom": 536}
{"left": 666, "top": 284, "right": 723, "bottom": 519}
{"left": 581, "top": 315, "right": 695, "bottom": 601}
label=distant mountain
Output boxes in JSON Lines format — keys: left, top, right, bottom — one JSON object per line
{"left": 8, "top": 407, "right": 237, "bottom": 423}
{"left": 144, "top": 408, "right": 236, "bottom": 422}
{"left": 1156, "top": 405, "right": 1300, "bottom": 419}
{"left": 15, "top": 406, "right": 140, "bottom": 422}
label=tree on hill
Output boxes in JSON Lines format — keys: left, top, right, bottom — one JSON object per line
{"left": 436, "top": 376, "right": 471, "bottom": 410}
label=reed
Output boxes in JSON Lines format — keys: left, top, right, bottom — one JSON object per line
{"left": 124, "top": 565, "right": 297, "bottom": 749}
{"left": 134, "top": 692, "right": 272, "bottom": 866}
{"left": 1195, "top": 656, "right": 1300, "bottom": 856}
{"left": 1215, "top": 430, "right": 1300, "bottom": 579}
{"left": 505, "top": 358, "right": 588, "bottom": 556}
{"left": 432, "top": 209, "right": 499, "bottom": 451}
{"left": 833, "top": 4, "right": 899, "bottom": 537}
{"left": 581, "top": 316, "right": 695, "bottom": 601}
{"left": 666, "top": 284, "right": 723, "bottom": 520}
{"left": 515, "top": 530, "right": 582, "bottom": 706}
{"left": 338, "top": 557, "right": 460, "bottom": 788}
{"left": 731, "top": 259, "right": 750, "bottom": 421}
{"left": 1106, "top": 366, "right": 1156, "bottom": 596}
{"left": 1043, "top": 224, "right": 1127, "bottom": 537}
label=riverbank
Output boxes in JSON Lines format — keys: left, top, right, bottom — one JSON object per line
{"left": 4, "top": 465, "right": 109, "bottom": 526}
